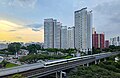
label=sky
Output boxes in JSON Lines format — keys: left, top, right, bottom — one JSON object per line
{"left": 0, "top": 0, "right": 120, "bottom": 43}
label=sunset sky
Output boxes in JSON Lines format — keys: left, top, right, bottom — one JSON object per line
{"left": 0, "top": 20, "right": 44, "bottom": 42}
{"left": 0, "top": 0, "right": 120, "bottom": 42}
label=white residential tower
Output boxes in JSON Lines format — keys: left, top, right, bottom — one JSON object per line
{"left": 75, "top": 7, "right": 92, "bottom": 54}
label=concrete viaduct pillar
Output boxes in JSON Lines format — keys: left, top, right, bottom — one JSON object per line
{"left": 56, "top": 71, "right": 66, "bottom": 78}
{"left": 87, "top": 63, "right": 89, "bottom": 67}
{"left": 104, "top": 58, "right": 106, "bottom": 62}
{"left": 83, "top": 64, "right": 85, "bottom": 66}
{"left": 56, "top": 72, "right": 59, "bottom": 78}
{"left": 95, "top": 58, "right": 107, "bottom": 65}
{"left": 95, "top": 59, "right": 100, "bottom": 64}
{"left": 95, "top": 60, "right": 97, "bottom": 64}
{"left": 82, "top": 63, "right": 89, "bottom": 67}
{"left": 98, "top": 59, "right": 101, "bottom": 64}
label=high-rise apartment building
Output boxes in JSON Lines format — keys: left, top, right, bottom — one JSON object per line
{"left": 67, "top": 27, "right": 75, "bottom": 49}
{"left": 44, "top": 18, "right": 54, "bottom": 48}
{"left": 44, "top": 18, "right": 61, "bottom": 49}
{"left": 54, "top": 22, "right": 61, "bottom": 49}
{"left": 75, "top": 7, "right": 92, "bottom": 53}
{"left": 100, "top": 33, "right": 105, "bottom": 49}
{"left": 61, "top": 26, "right": 67, "bottom": 49}
{"left": 92, "top": 31, "right": 105, "bottom": 49}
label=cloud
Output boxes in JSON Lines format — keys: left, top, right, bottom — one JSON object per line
{"left": 26, "top": 23, "right": 43, "bottom": 31}
{"left": 17, "top": 0, "right": 38, "bottom": 8}
{"left": 32, "top": 28, "right": 40, "bottom": 31}
{"left": 16, "top": 36, "right": 22, "bottom": 39}
{"left": 94, "top": 0, "right": 119, "bottom": 16}
{"left": 0, "top": 20, "right": 28, "bottom": 31}
{"left": 26, "top": 23, "right": 42, "bottom": 28}
{"left": 93, "top": 0, "right": 120, "bottom": 38}
{"left": 8, "top": 29, "right": 16, "bottom": 32}
{"left": 0, "top": 40, "right": 7, "bottom": 43}
{"left": 0, "top": 20, "right": 43, "bottom": 32}
{"left": 2, "top": 0, "right": 38, "bottom": 8}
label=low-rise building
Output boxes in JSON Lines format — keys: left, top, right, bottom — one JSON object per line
{"left": 110, "top": 36, "right": 120, "bottom": 46}
{"left": 105, "top": 40, "right": 109, "bottom": 48}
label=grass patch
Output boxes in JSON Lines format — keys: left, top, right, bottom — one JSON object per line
{"left": 5, "top": 63, "right": 19, "bottom": 68}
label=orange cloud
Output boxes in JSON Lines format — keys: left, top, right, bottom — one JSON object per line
{"left": 0, "top": 20, "right": 44, "bottom": 42}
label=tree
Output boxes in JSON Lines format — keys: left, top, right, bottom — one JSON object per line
{"left": 19, "top": 54, "right": 67, "bottom": 64}
{"left": 92, "top": 47, "right": 101, "bottom": 54}
{"left": 35, "top": 44, "right": 42, "bottom": 50}
{"left": 1, "top": 60, "right": 8, "bottom": 68}
{"left": 8, "top": 42, "right": 21, "bottom": 54}
{"left": 109, "top": 45, "right": 116, "bottom": 49}
{"left": 26, "top": 44, "right": 43, "bottom": 54}
{"left": 21, "top": 46, "right": 27, "bottom": 49}
{"left": 27, "top": 44, "right": 37, "bottom": 54}
{"left": 68, "top": 65, "right": 120, "bottom": 78}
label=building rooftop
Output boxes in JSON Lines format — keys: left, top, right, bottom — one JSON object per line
{"left": 75, "top": 7, "right": 87, "bottom": 13}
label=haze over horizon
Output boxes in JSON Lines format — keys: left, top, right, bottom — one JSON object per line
{"left": 0, "top": 0, "right": 120, "bottom": 42}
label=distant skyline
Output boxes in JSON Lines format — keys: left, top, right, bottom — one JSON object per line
{"left": 0, "top": 0, "right": 120, "bottom": 42}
